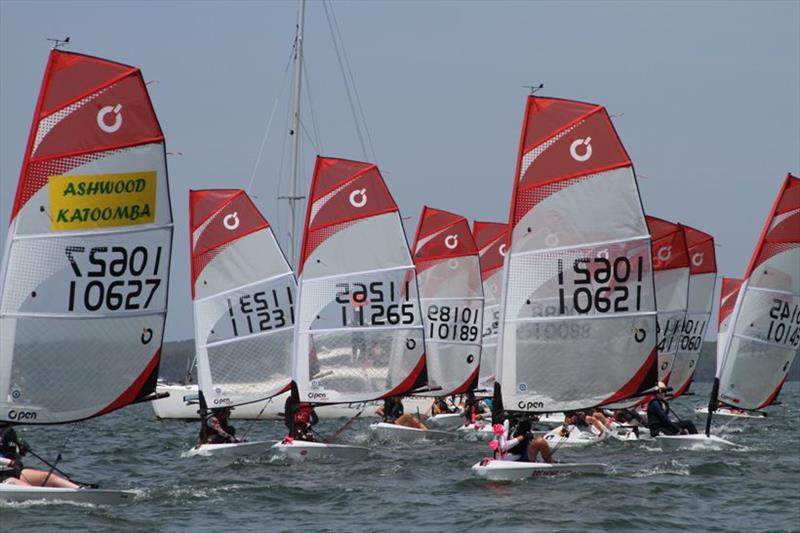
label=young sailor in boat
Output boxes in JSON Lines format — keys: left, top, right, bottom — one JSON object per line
{"left": 284, "top": 395, "right": 320, "bottom": 441}
{"left": 431, "top": 397, "right": 454, "bottom": 416}
{"left": 646, "top": 382, "right": 698, "bottom": 437}
{"left": 463, "top": 391, "right": 489, "bottom": 423}
{"left": 0, "top": 422, "right": 79, "bottom": 488}
{"left": 201, "top": 406, "right": 240, "bottom": 444}
{"left": 376, "top": 396, "right": 427, "bottom": 429}
{"left": 564, "top": 411, "right": 607, "bottom": 436}
{"left": 496, "top": 419, "right": 553, "bottom": 463}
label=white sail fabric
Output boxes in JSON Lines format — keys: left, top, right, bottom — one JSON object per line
{"left": 717, "top": 175, "right": 799, "bottom": 410}
{"left": 669, "top": 225, "right": 717, "bottom": 397}
{"left": 293, "top": 157, "right": 425, "bottom": 404}
{"left": 413, "top": 207, "right": 483, "bottom": 397}
{"left": 646, "top": 216, "right": 691, "bottom": 383}
{"left": 190, "top": 190, "right": 294, "bottom": 408}
{"left": 0, "top": 50, "right": 172, "bottom": 423}
{"left": 497, "top": 97, "right": 657, "bottom": 413}
{"left": 474, "top": 222, "right": 507, "bottom": 390}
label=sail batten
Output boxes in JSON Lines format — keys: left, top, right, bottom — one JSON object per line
{"left": 496, "top": 96, "right": 657, "bottom": 413}
{"left": 0, "top": 50, "right": 172, "bottom": 424}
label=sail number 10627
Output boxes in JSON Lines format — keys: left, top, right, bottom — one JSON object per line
{"left": 557, "top": 256, "right": 643, "bottom": 315}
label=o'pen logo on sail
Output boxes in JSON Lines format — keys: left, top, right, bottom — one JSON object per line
{"left": 48, "top": 171, "right": 157, "bottom": 230}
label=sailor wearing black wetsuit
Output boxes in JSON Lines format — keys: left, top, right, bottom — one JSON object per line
{"left": 647, "top": 383, "right": 697, "bottom": 437}
{"left": 0, "top": 422, "right": 26, "bottom": 482}
{"left": 382, "top": 396, "right": 404, "bottom": 423}
{"left": 201, "top": 407, "right": 239, "bottom": 444}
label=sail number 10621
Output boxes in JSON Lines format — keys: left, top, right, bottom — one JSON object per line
{"left": 557, "top": 256, "right": 643, "bottom": 315}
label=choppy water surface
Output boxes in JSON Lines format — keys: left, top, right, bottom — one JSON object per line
{"left": 2, "top": 383, "right": 799, "bottom": 532}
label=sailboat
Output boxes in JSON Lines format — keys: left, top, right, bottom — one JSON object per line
{"left": 668, "top": 224, "right": 717, "bottom": 399}
{"left": 182, "top": 189, "right": 294, "bottom": 459}
{"left": 659, "top": 173, "right": 799, "bottom": 451}
{"left": 473, "top": 221, "right": 507, "bottom": 392}
{"left": 646, "top": 216, "right": 690, "bottom": 386}
{"left": 408, "top": 206, "right": 483, "bottom": 431}
{"left": 471, "top": 95, "right": 658, "bottom": 481}
{"left": 274, "top": 155, "right": 426, "bottom": 454}
{"left": 0, "top": 49, "right": 173, "bottom": 503}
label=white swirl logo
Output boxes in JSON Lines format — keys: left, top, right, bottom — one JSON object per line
{"left": 657, "top": 245, "right": 672, "bottom": 262}
{"left": 692, "top": 252, "right": 704, "bottom": 267}
{"left": 597, "top": 248, "right": 610, "bottom": 260}
{"left": 569, "top": 137, "right": 592, "bottom": 162}
{"left": 223, "top": 212, "right": 240, "bottom": 230}
{"left": 448, "top": 258, "right": 460, "bottom": 270}
{"left": 498, "top": 244, "right": 507, "bottom": 257}
{"left": 349, "top": 188, "right": 367, "bottom": 208}
{"left": 545, "top": 233, "right": 559, "bottom": 247}
{"left": 97, "top": 104, "right": 123, "bottom": 133}
{"left": 444, "top": 234, "right": 458, "bottom": 250}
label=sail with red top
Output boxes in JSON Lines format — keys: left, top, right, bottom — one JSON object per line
{"left": 0, "top": 50, "right": 172, "bottom": 424}
{"left": 190, "top": 189, "right": 295, "bottom": 408}
{"left": 495, "top": 96, "right": 657, "bottom": 413}
{"left": 669, "top": 225, "right": 717, "bottom": 398}
{"left": 473, "top": 221, "right": 507, "bottom": 390}
{"left": 293, "top": 157, "right": 425, "bottom": 404}
{"left": 412, "top": 207, "right": 483, "bottom": 397}
{"left": 714, "top": 174, "right": 799, "bottom": 410}
{"left": 646, "top": 215, "right": 690, "bottom": 384}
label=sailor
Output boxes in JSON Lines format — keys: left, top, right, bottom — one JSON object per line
{"left": 431, "top": 397, "right": 454, "bottom": 416}
{"left": 376, "top": 396, "right": 426, "bottom": 430}
{"left": 201, "top": 406, "right": 240, "bottom": 444}
{"left": 0, "top": 421, "right": 79, "bottom": 488}
{"left": 463, "top": 391, "right": 488, "bottom": 423}
{"left": 563, "top": 411, "right": 606, "bottom": 436}
{"left": 496, "top": 419, "right": 553, "bottom": 463}
{"left": 647, "top": 382, "right": 698, "bottom": 437}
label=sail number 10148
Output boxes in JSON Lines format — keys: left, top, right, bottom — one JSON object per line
{"left": 557, "top": 256, "right": 644, "bottom": 315}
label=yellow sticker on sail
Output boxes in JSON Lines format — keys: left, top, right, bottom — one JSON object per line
{"left": 48, "top": 171, "right": 157, "bottom": 230}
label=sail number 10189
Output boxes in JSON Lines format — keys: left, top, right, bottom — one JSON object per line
{"left": 557, "top": 256, "right": 644, "bottom": 315}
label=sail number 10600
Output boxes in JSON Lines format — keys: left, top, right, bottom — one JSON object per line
{"left": 557, "top": 256, "right": 644, "bottom": 315}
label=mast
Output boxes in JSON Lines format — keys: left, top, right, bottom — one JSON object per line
{"left": 287, "top": 0, "right": 306, "bottom": 267}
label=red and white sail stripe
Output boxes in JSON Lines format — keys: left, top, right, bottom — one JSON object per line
{"left": 412, "top": 207, "right": 483, "bottom": 397}
{"left": 473, "top": 221, "right": 507, "bottom": 390}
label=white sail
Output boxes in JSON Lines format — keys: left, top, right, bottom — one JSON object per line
{"left": 412, "top": 207, "right": 483, "bottom": 397}
{"left": 669, "top": 225, "right": 716, "bottom": 397}
{"left": 646, "top": 216, "right": 691, "bottom": 383}
{"left": 190, "top": 190, "right": 294, "bottom": 408}
{"left": 293, "top": 157, "right": 426, "bottom": 404}
{"left": 716, "top": 175, "right": 799, "bottom": 410}
{"left": 0, "top": 50, "right": 172, "bottom": 424}
{"left": 496, "top": 96, "right": 657, "bottom": 414}
{"left": 473, "top": 221, "right": 507, "bottom": 390}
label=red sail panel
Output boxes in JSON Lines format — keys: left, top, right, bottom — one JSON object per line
{"left": 682, "top": 225, "right": 716, "bottom": 275}
{"left": 719, "top": 278, "right": 743, "bottom": 329}
{"left": 745, "top": 174, "right": 800, "bottom": 277}
{"left": 12, "top": 50, "right": 164, "bottom": 221}
{"left": 299, "top": 156, "right": 399, "bottom": 272}
{"left": 413, "top": 206, "right": 478, "bottom": 270}
{"left": 473, "top": 221, "right": 507, "bottom": 280}
{"left": 646, "top": 215, "right": 690, "bottom": 271}
{"left": 189, "top": 189, "right": 270, "bottom": 293}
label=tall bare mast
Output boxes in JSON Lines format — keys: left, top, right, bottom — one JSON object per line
{"left": 287, "top": 0, "right": 306, "bottom": 267}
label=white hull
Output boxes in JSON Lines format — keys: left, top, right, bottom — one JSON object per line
{"left": 0, "top": 484, "right": 136, "bottom": 505}
{"left": 269, "top": 440, "right": 369, "bottom": 461}
{"left": 542, "top": 426, "right": 606, "bottom": 447}
{"left": 471, "top": 459, "right": 607, "bottom": 481}
{"left": 535, "top": 413, "right": 566, "bottom": 428}
{"left": 657, "top": 434, "right": 739, "bottom": 452}
{"left": 694, "top": 406, "right": 768, "bottom": 419}
{"left": 369, "top": 422, "right": 455, "bottom": 442}
{"left": 456, "top": 422, "right": 496, "bottom": 441}
{"left": 425, "top": 413, "right": 464, "bottom": 430}
{"left": 152, "top": 384, "right": 432, "bottom": 420}
{"left": 181, "top": 440, "right": 274, "bottom": 459}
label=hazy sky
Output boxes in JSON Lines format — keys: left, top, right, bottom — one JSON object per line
{"left": 1, "top": 0, "right": 798, "bottom": 341}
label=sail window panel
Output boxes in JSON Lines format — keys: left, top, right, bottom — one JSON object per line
{"left": 2, "top": 229, "right": 170, "bottom": 316}
{"left": 719, "top": 336, "right": 796, "bottom": 409}
{"left": 202, "top": 328, "right": 293, "bottom": 405}
{"left": 747, "top": 248, "right": 800, "bottom": 294}
{"left": 733, "top": 290, "right": 800, "bottom": 349}
{"left": 1, "top": 315, "right": 162, "bottom": 422}
{"left": 417, "top": 257, "right": 483, "bottom": 299}
{"left": 193, "top": 231, "right": 290, "bottom": 300}
{"left": 512, "top": 168, "right": 646, "bottom": 255}
{"left": 423, "top": 341, "right": 480, "bottom": 394}
{"left": 302, "top": 214, "right": 410, "bottom": 279}
{"left": 304, "top": 328, "right": 423, "bottom": 400}
{"left": 15, "top": 144, "right": 168, "bottom": 236}
{"left": 502, "top": 315, "right": 654, "bottom": 412}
